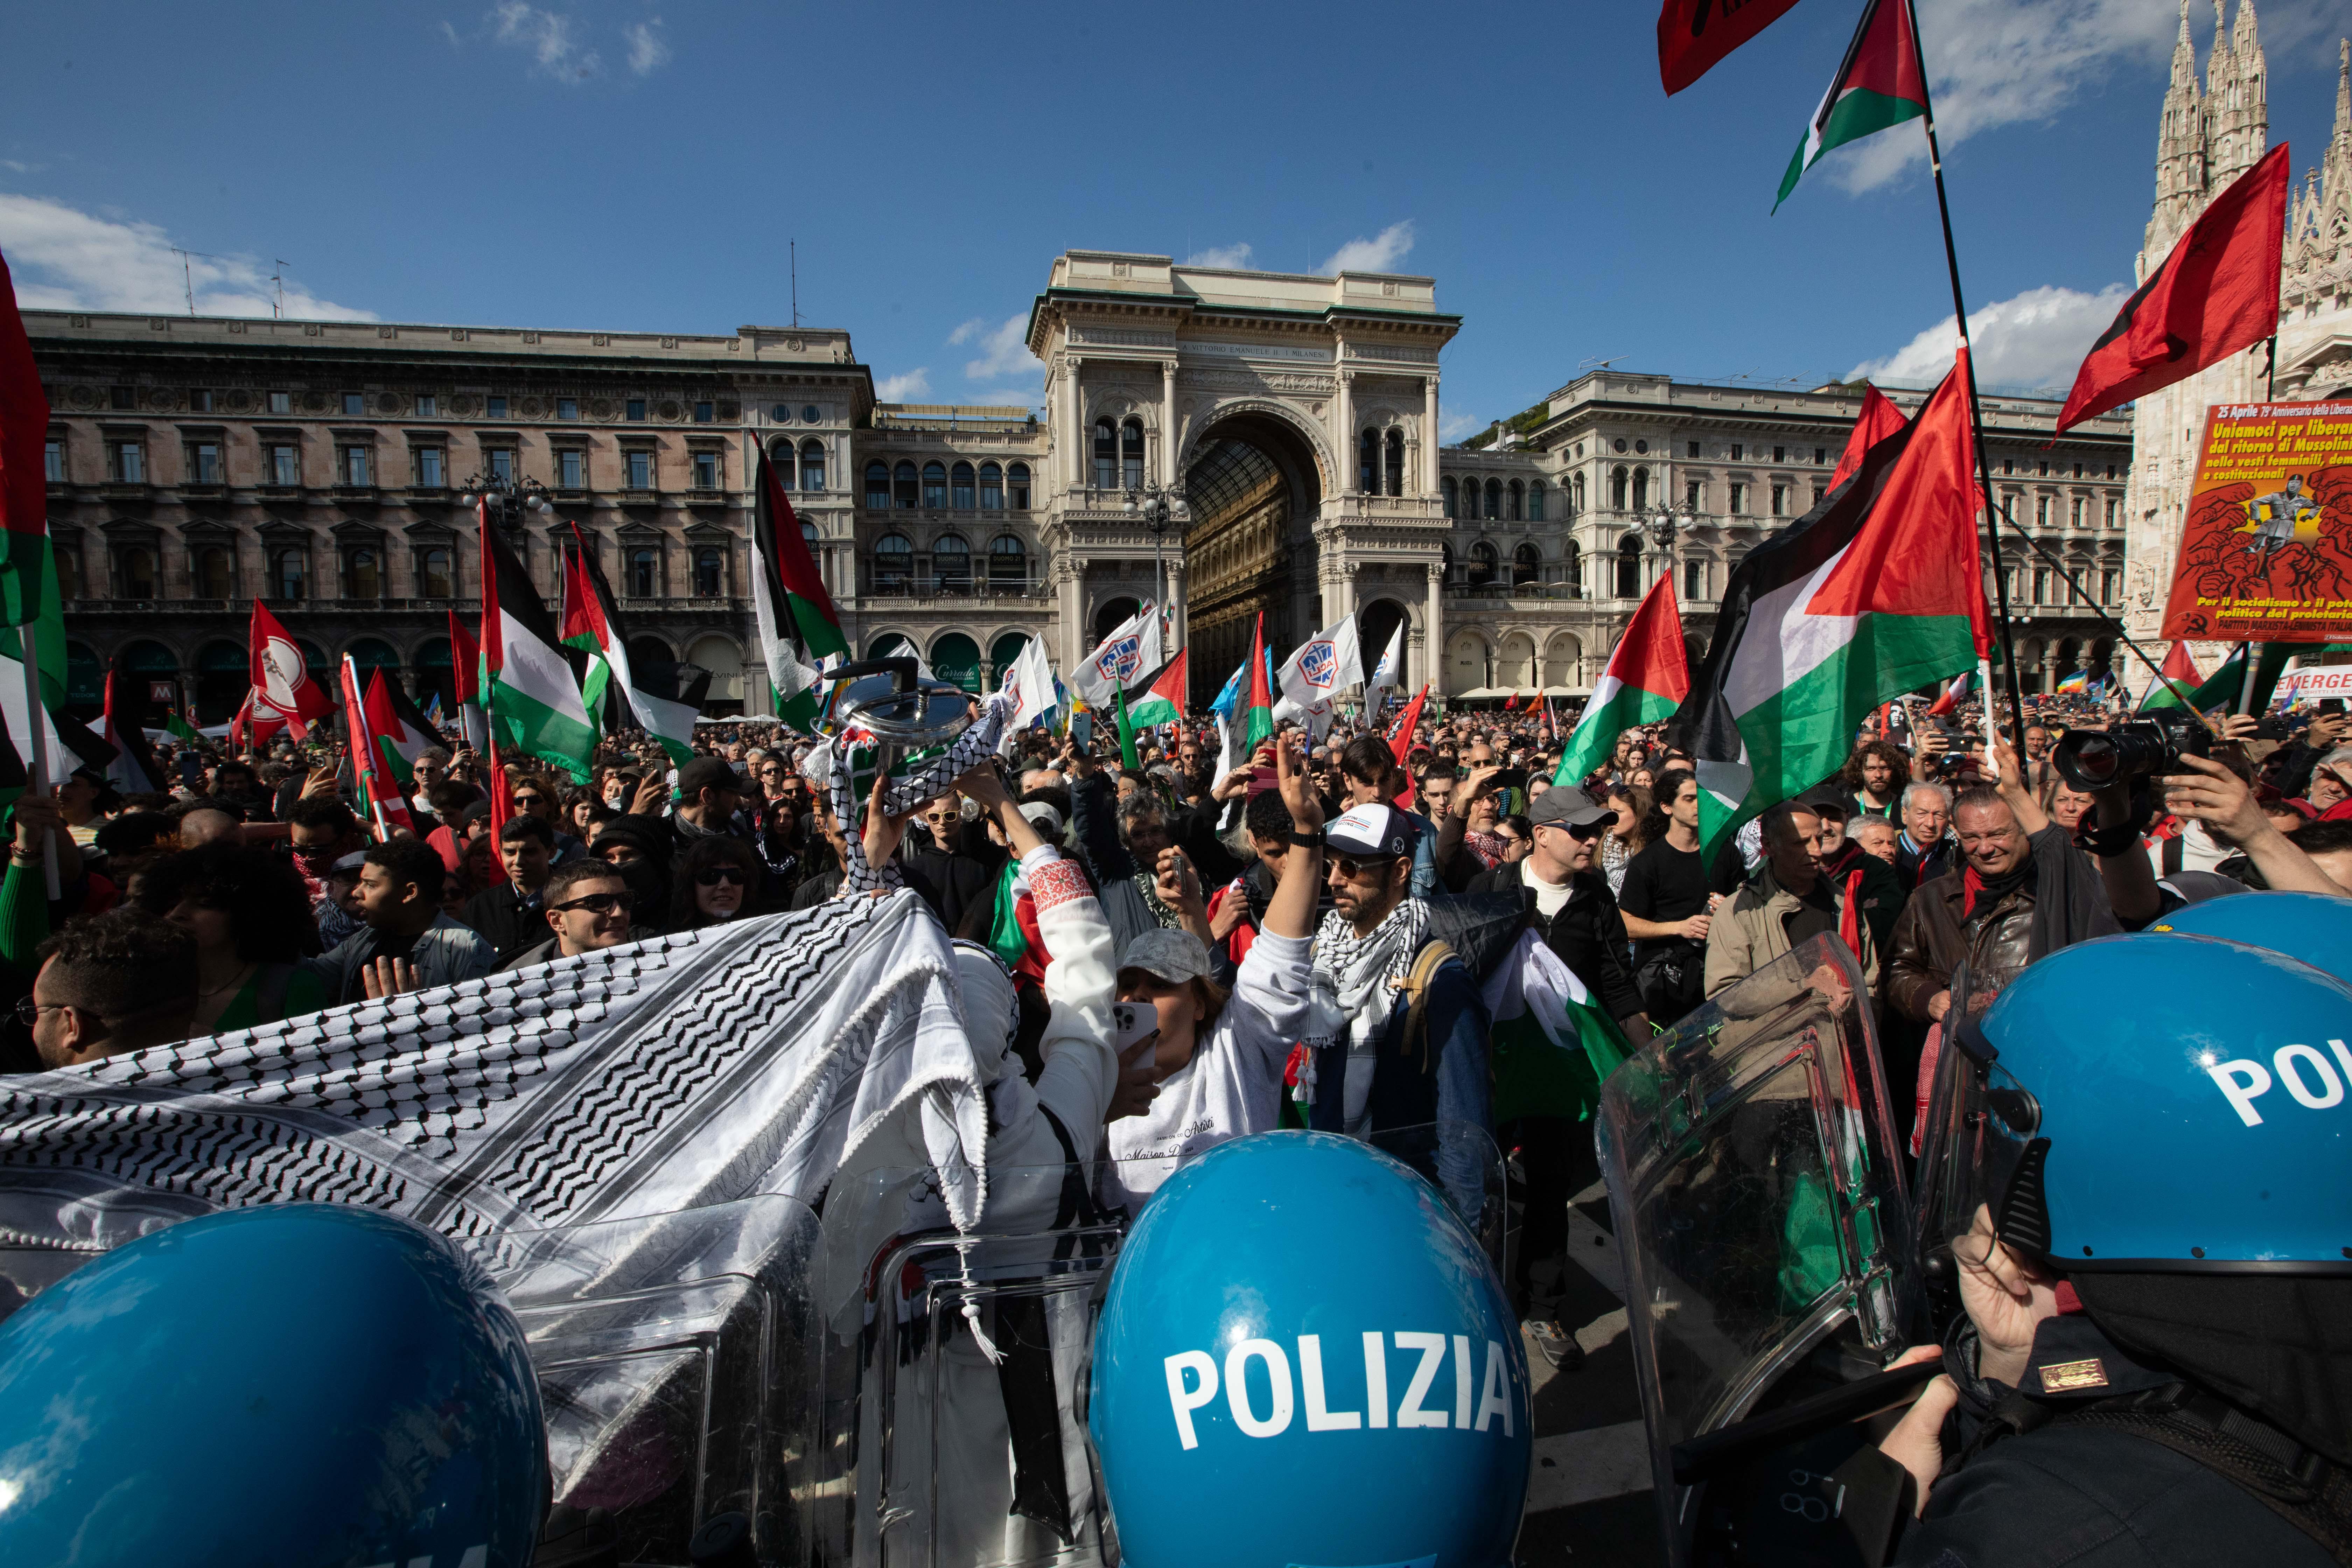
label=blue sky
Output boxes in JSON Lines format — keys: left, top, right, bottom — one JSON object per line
{"left": 2, "top": 1, "right": 2343, "bottom": 437}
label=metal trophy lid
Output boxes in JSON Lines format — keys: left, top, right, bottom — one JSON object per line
{"left": 826, "top": 657, "right": 973, "bottom": 748}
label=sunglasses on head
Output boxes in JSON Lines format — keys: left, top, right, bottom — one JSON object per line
{"left": 695, "top": 867, "right": 747, "bottom": 887}
{"left": 553, "top": 890, "right": 635, "bottom": 915}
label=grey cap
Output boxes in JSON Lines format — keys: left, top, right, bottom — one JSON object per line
{"left": 1118, "top": 927, "right": 1211, "bottom": 986}
{"left": 1528, "top": 791, "right": 1616, "bottom": 831}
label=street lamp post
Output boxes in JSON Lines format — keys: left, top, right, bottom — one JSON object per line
{"left": 456, "top": 469, "right": 554, "bottom": 526}
{"left": 1123, "top": 483, "right": 1189, "bottom": 643}
{"left": 1643, "top": 499, "right": 1697, "bottom": 597}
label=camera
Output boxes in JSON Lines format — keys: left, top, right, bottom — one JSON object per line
{"left": 2051, "top": 710, "right": 2211, "bottom": 791}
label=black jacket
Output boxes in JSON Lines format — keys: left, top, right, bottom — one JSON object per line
{"left": 461, "top": 880, "right": 547, "bottom": 964}
{"left": 1460, "top": 862, "right": 1644, "bottom": 1026}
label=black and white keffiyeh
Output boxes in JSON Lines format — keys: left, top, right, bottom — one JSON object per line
{"left": 800, "top": 693, "right": 1011, "bottom": 896}
{"left": 1312, "top": 897, "right": 1431, "bottom": 1051}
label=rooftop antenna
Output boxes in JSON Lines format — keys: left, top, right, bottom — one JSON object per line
{"left": 169, "top": 248, "right": 220, "bottom": 316}
{"left": 1576, "top": 354, "right": 1628, "bottom": 374}
{"left": 271, "top": 259, "right": 291, "bottom": 319}
{"left": 790, "top": 240, "right": 798, "bottom": 329}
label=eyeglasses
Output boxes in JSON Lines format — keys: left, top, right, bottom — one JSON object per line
{"left": 12, "top": 996, "right": 69, "bottom": 1027}
{"left": 551, "top": 890, "right": 636, "bottom": 915}
{"left": 695, "top": 867, "right": 748, "bottom": 888}
{"left": 513, "top": 794, "right": 546, "bottom": 807}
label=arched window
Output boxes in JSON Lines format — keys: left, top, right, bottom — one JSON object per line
{"left": 874, "top": 532, "right": 912, "bottom": 592}
{"left": 1359, "top": 428, "right": 1380, "bottom": 493}
{"left": 988, "top": 533, "right": 1026, "bottom": 586}
{"left": 194, "top": 545, "right": 233, "bottom": 599}
{"left": 1615, "top": 534, "right": 1643, "bottom": 598}
{"left": 865, "top": 460, "right": 891, "bottom": 509}
{"left": 799, "top": 439, "right": 826, "bottom": 492}
{"left": 801, "top": 519, "right": 819, "bottom": 548}
{"left": 1007, "top": 463, "right": 1031, "bottom": 509}
{"left": 772, "top": 441, "right": 795, "bottom": 489}
{"left": 933, "top": 533, "right": 971, "bottom": 593}
{"left": 695, "top": 547, "right": 723, "bottom": 597}
{"left": 1508, "top": 479, "right": 1524, "bottom": 522}
{"left": 1469, "top": 540, "right": 1498, "bottom": 587}
{"left": 1385, "top": 428, "right": 1405, "bottom": 497}
{"left": 1442, "top": 476, "right": 1458, "bottom": 517}
{"left": 1609, "top": 466, "right": 1628, "bottom": 510}
{"left": 1570, "top": 473, "right": 1585, "bottom": 516}
{"left": 627, "top": 547, "right": 658, "bottom": 598}
{"left": 1121, "top": 419, "right": 1145, "bottom": 490}
{"left": 1093, "top": 419, "right": 1117, "bottom": 489}
{"left": 418, "top": 547, "right": 453, "bottom": 599}
{"left": 273, "top": 549, "right": 306, "bottom": 601}
{"left": 343, "top": 545, "right": 382, "bottom": 600}
{"left": 1512, "top": 542, "right": 1540, "bottom": 586}
{"left": 1483, "top": 478, "right": 1502, "bottom": 520}
{"left": 1631, "top": 467, "right": 1649, "bottom": 511}
{"left": 114, "top": 544, "right": 158, "bottom": 598}
{"left": 1528, "top": 480, "right": 1546, "bottom": 521}
{"left": 979, "top": 462, "right": 1003, "bottom": 510}
{"left": 1562, "top": 538, "right": 1582, "bottom": 600}
{"left": 950, "top": 461, "right": 976, "bottom": 509}
{"left": 893, "top": 461, "right": 918, "bottom": 508}
{"left": 921, "top": 461, "right": 947, "bottom": 509}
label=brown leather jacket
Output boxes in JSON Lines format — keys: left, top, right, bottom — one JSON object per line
{"left": 1885, "top": 868, "right": 2036, "bottom": 1023}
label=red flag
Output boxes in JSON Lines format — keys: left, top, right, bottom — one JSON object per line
{"left": 486, "top": 737, "right": 516, "bottom": 847}
{"left": 1242, "top": 612, "right": 1274, "bottom": 746}
{"left": 448, "top": 608, "right": 480, "bottom": 704}
{"left": 0, "top": 246, "right": 51, "bottom": 631}
{"left": 1387, "top": 684, "right": 1430, "bottom": 810}
{"left": 1829, "top": 384, "right": 1907, "bottom": 492}
{"left": 2056, "top": 144, "right": 2290, "bottom": 432}
{"left": 248, "top": 599, "right": 332, "bottom": 738}
{"left": 2156, "top": 641, "right": 2203, "bottom": 691}
{"left": 339, "top": 655, "right": 412, "bottom": 835}
{"left": 1657, "top": 0, "right": 1802, "bottom": 95}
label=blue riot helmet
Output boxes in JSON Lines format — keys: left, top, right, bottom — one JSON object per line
{"left": 1091, "top": 1132, "right": 1530, "bottom": 1568}
{"left": 2149, "top": 889, "right": 2352, "bottom": 983}
{"left": 0, "top": 1204, "right": 547, "bottom": 1567}
{"left": 1918, "top": 932, "right": 2352, "bottom": 1271}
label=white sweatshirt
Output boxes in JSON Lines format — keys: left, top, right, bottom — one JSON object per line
{"left": 1100, "top": 929, "right": 1314, "bottom": 1211}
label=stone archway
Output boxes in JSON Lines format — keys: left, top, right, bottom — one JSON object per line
{"left": 1357, "top": 596, "right": 1411, "bottom": 690}
{"left": 1179, "top": 406, "right": 1327, "bottom": 702}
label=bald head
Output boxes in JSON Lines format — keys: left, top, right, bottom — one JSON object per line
{"left": 175, "top": 807, "right": 237, "bottom": 848}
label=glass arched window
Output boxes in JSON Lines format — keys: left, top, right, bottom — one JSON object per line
{"left": 773, "top": 442, "right": 795, "bottom": 489}
{"left": 1359, "top": 428, "right": 1380, "bottom": 493}
{"left": 695, "top": 547, "right": 724, "bottom": 597}
{"left": 799, "top": 439, "right": 826, "bottom": 492}
{"left": 1385, "top": 428, "right": 1404, "bottom": 497}
{"left": 894, "top": 461, "right": 919, "bottom": 508}
{"left": 1483, "top": 478, "right": 1502, "bottom": 520}
{"left": 1631, "top": 467, "right": 1649, "bottom": 511}
{"left": 1007, "top": 463, "right": 1031, "bottom": 510}
{"left": 865, "top": 461, "right": 891, "bottom": 509}
{"left": 627, "top": 547, "right": 658, "bottom": 598}
{"left": 934, "top": 533, "right": 971, "bottom": 593}
{"left": 1508, "top": 479, "right": 1524, "bottom": 522}
{"left": 1469, "top": 540, "right": 1498, "bottom": 587}
{"left": 801, "top": 519, "right": 819, "bottom": 550}
{"left": 114, "top": 545, "right": 157, "bottom": 598}
{"left": 418, "top": 547, "right": 452, "bottom": 599}
{"left": 979, "top": 462, "right": 1004, "bottom": 510}
{"left": 1610, "top": 467, "right": 1628, "bottom": 510}
{"left": 1562, "top": 538, "right": 1582, "bottom": 599}
{"left": 344, "top": 546, "right": 381, "bottom": 600}
{"left": 1513, "top": 542, "right": 1540, "bottom": 586}
{"left": 1570, "top": 473, "right": 1585, "bottom": 516}
{"left": 1121, "top": 420, "right": 1145, "bottom": 490}
{"left": 1442, "top": 476, "right": 1458, "bottom": 518}
{"left": 273, "top": 549, "right": 305, "bottom": 601}
{"left": 1528, "top": 480, "right": 1546, "bottom": 521}
{"left": 1093, "top": 419, "right": 1117, "bottom": 489}
{"left": 921, "top": 461, "right": 947, "bottom": 509}
{"left": 874, "top": 533, "right": 912, "bottom": 593}
{"left": 988, "top": 533, "right": 1026, "bottom": 586}
{"left": 950, "top": 462, "right": 976, "bottom": 509}
{"left": 194, "top": 546, "right": 233, "bottom": 599}
{"left": 1615, "top": 534, "right": 1643, "bottom": 598}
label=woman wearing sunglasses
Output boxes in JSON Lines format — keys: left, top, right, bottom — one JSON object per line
{"left": 670, "top": 836, "right": 765, "bottom": 930}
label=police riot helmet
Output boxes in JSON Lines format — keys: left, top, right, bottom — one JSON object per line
{"left": 1090, "top": 1132, "right": 1530, "bottom": 1568}
{"left": 0, "top": 1204, "right": 547, "bottom": 1566}
{"left": 2149, "top": 889, "right": 2352, "bottom": 983}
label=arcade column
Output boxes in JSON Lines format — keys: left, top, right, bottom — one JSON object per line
{"left": 1423, "top": 561, "right": 1445, "bottom": 696}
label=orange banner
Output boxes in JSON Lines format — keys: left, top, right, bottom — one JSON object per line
{"left": 2161, "top": 401, "right": 2352, "bottom": 643}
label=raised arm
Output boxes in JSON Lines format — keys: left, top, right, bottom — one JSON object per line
{"left": 1261, "top": 731, "right": 1326, "bottom": 940}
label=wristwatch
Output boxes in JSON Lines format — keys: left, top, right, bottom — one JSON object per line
{"left": 1286, "top": 828, "right": 1326, "bottom": 850}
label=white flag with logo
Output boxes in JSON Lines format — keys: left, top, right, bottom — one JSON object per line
{"left": 1369, "top": 622, "right": 1403, "bottom": 694}
{"left": 1070, "top": 600, "right": 1157, "bottom": 709}
{"left": 1003, "top": 635, "right": 1057, "bottom": 733}
{"left": 1276, "top": 615, "right": 1363, "bottom": 741}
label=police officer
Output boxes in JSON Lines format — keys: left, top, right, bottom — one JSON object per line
{"left": 1878, "top": 921, "right": 2352, "bottom": 1566}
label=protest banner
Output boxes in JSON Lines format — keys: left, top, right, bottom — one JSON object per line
{"left": 2159, "top": 401, "right": 2352, "bottom": 643}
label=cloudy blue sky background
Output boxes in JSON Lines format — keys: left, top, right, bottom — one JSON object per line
{"left": 1, "top": 1, "right": 2343, "bottom": 438}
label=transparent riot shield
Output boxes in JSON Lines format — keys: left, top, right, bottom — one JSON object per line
{"left": 1595, "top": 935, "right": 1920, "bottom": 1568}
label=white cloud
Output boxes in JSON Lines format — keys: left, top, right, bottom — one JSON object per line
{"left": 875, "top": 368, "right": 932, "bottom": 402}
{"left": 1846, "top": 282, "right": 2129, "bottom": 393}
{"left": 1439, "top": 411, "right": 1481, "bottom": 442}
{"left": 1184, "top": 242, "right": 1254, "bottom": 270}
{"left": 0, "top": 160, "right": 42, "bottom": 176}
{"left": 623, "top": 17, "right": 669, "bottom": 76}
{"left": 0, "top": 192, "right": 374, "bottom": 320}
{"left": 488, "top": 1, "right": 602, "bottom": 82}
{"left": 956, "top": 313, "right": 1037, "bottom": 383}
{"left": 1318, "top": 219, "right": 1415, "bottom": 276}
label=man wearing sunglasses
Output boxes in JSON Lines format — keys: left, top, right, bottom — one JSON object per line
{"left": 23, "top": 909, "right": 199, "bottom": 1067}
{"left": 499, "top": 858, "right": 636, "bottom": 972}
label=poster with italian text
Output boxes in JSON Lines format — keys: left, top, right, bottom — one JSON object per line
{"left": 2160, "top": 401, "right": 2352, "bottom": 643}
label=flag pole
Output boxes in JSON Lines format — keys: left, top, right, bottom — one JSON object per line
{"left": 1984, "top": 498, "right": 2199, "bottom": 708}
{"left": 17, "top": 624, "right": 58, "bottom": 899}
{"left": 1903, "top": 0, "right": 2027, "bottom": 745}
{"left": 2235, "top": 639, "right": 2261, "bottom": 716}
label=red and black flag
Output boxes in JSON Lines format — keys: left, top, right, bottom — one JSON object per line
{"left": 1658, "top": 0, "right": 1804, "bottom": 95}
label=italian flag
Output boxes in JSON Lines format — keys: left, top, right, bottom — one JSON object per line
{"left": 752, "top": 449, "right": 847, "bottom": 728}
{"left": 1671, "top": 350, "right": 1987, "bottom": 866}
{"left": 1126, "top": 649, "right": 1186, "bottom": 729}
{"left": 479, "top": 500, "right": 595, "bottom": 781}
{"left": 1481, "top": 930, "right": 1636, "bottom": 1125}
{"left": 1774, "top": 0, "right": 1928, "bottom": 213}
{"left": 1553, "top": 573, "right": 1689, "bottom": 788}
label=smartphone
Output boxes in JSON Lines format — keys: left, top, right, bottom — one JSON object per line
{"left": 2322, "top": 698, "right": 2346, "bottom": 715}
{"left": 1492, "top": 768, "right": 1528, "bottom": 791}
{"left": 1111, "top": 1002, "right": 1161, "bottom": 1057}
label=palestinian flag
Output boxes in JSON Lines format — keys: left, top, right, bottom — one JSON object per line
{"left": 752, "top": 448, "right": 847, "bottom": 727}
{"left": 101, "top": 667, "right": 159, "bottom": 795}
{"left": 165, "top": 708, "right": 200, "bottom": 744}
{"left": 2137, "top": 642, "right": 2203, "bottom": 711}
{"left": 1774, "top": 0, "right": 1927, "bottom": 213}
{"left": 1242, "top": 612, "right": 1274, "bottom": 748}
{"left": 448, "top": 609, "right": 488, "bottom": 750}
{"left": 364, "top": 667, "right": 439, "bottom": 791}
{"left": 478, "top": 501, "right": 594, "bottom": 782}
{"left": 0, "top": 246, "right": 66, "bottom": 710}
{"left": 1828, "top": 385, "right": 1907, "bottom": 492}
{"left": 1670, "top": 350, "right": 1987, "bottom": 866}
{"left": 1554, "top": 573, "right": 1688, "bottom": 786}
{"left": 561, "top": 522, "right": 708, "bottom": 768}
{"left": 1127, "top": 649, "right": 1186, "bottom": 729}
{"left": 1481, "top": 930, "right": 1636, "bottom": 1125}
{"left": 339, "top": 655, "right": 414, "bottom": 834}
{"left": 2144, "top": 641, "right": 2292, "bottom": 715}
